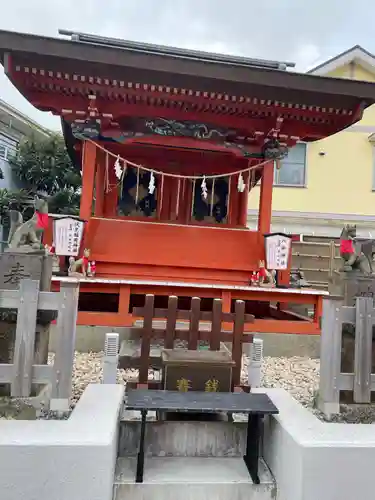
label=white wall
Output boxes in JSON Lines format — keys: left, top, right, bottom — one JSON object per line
{"left": 0, "top": 384, "right": 124, "bottom": 500}
{"left": 2, "top": 384, "right": 375, "bottom": 500}
{"left": 0, "top": 158, "right": 19, "bottom": 190}
{"left": 260, "top": 388, "right": 375, "bottom": 500}
{"left": 247, "top": 212, "right": 375, "bottom": 238}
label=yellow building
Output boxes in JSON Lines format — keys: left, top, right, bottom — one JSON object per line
{"left": 248, "top": 46, "right": 375, "bottom": 238}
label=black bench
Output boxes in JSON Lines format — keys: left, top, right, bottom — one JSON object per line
{"left": 125, "top": 389, "right": 279, "bottom": 484}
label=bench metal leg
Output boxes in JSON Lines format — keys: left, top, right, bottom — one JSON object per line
{"left": 136, "top": 409, "right": 148, "bottom": 483}
{"left": 243, "top": 413, "right": 262, "bottom": 484}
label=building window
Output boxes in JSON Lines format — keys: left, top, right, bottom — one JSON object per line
{"left": 0, "top": 133, "right": 18, "bottom": 161}
{"left": 274, "top": 143, "right": 306, "bottom": 186}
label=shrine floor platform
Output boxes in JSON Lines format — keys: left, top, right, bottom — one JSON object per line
{"left": 51, "top": 276, "right": 327, "bottom": 334}
{"left": 52, "top": 275, "right": 329, "bottom": 296}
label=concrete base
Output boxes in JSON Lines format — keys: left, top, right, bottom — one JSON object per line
{"left": 256, "top": 333, "right": 320, "bottom": 358}
{"left": 119, "top": 420, "right": 247, "bottom": 458}
{"left": 48, "top": 325, "right": 132, "bottom": 353}
{"left": 260, "top": 388, "right": 375, "bottom": 500}
{"left": 5, "top": 384, "right": 375, "bottom": 500}
{"left": 0, "top": 384, "right": 124, "bottom": 500}
{"left": 49, "top": 324, "right": 321, "bottom": 358}
{"left": 114, "top": 457, "right": 275, "bottom": 500}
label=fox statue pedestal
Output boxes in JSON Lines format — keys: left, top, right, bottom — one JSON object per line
{"left": 339, "top": 271, "right": 375, "bottom": 307}
{"left": 0, "top": 197, "right": 55, "bottom": 396}
{"left": 0, "top": 252, "right": 55, "bottom": 396}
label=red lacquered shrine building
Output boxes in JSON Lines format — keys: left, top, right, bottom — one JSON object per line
{"left": 2, "top": 29, "right": 375, "bottom": 333}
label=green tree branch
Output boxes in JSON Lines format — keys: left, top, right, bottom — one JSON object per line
{"left": 2, "top": 133, "right": 82, "bottom": 221}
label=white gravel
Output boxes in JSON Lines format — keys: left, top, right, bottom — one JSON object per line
{"left": 4, "top": 352, "right": 375, "bottom": 423}
{"left": 64, "top": 351, "right": 375, "bottom": 423}
{"left": 70, "top": 352, "right": 318, "bottom": 405}
{"left": 69, "top": 352, "right": 321, "bottom": 409}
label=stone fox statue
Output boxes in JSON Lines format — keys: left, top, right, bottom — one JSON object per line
{"left": 340, "top": 224, "right": 375, "bottom": 274}
{"left": 7, "top": 196, "right": 49, "bottom": 250}
{"left": 68, "top": 248, "right": 91, "bottom": 277}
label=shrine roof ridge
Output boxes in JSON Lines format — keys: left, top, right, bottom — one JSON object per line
{"left": 57, "top": 29, "right": 296, "bottom": 71}
{"left": 2, "top": 29, "right": 375, "bottom": 107}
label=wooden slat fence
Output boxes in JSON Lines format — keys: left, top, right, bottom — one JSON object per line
{"left": 133, "top": 295, "right": 254, "bottom": 389}
{"left": 0, "top": 278, "right": 79, "bottom": 411}
{"left": 318, "top": 295, "right": 375, "bottom": 416}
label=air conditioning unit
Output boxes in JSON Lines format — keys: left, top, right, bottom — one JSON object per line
{"left": 248, "top": 338, "right": 263, "bottom": 388}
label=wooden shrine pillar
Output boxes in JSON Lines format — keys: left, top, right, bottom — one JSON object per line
{"left": 170, "top": 178, "right": 183, "bottom": 221}
{"left": 95, "top": 149, "right": 105, "bottom": 217}
{"left": 258, "top": 161, "right": 274, "bottom": 234}
{"left": 237, "top": 172, "right": 250, "bottom": 227}
{"left": 158, "top": 176, "right": 173, "bottom": 221}
{"left": 175, "top": 179, "right": 188, "bottom": 224}
{"left": 182, "top": 180, "right": 193, "bottom": 224}
{"left": 104, "top": 158, "right": 118, "bottom": 217}
{"left": 80, "top": 141, "right": 97, "bottom": 221}
{"left": 228, "top": 176, "right": 239, "bottom": 226}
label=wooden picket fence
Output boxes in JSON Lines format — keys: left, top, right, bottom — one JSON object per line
{"left": 0, "top": 278, "right": 79, "bottom": 411}
{"left": 133, "top": 295, "right": 254, "bottom": 389}
{"left": 318, "top": 295, "right": 375, "bottom": 416}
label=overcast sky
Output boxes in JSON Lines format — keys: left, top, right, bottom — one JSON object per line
{"left": 1, "top": 0, "right": 375, "bottom": 131}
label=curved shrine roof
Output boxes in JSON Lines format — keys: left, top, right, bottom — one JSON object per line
{"left": 2, "top": 28, "right": 375, "bottom": 162}
{"left": 1, "top": 29, "right": 375, "bottom": 106}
